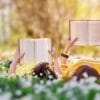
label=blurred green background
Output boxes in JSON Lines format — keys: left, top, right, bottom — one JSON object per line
{"left": 0, "top": 0, "right": 100, "bottom": 60}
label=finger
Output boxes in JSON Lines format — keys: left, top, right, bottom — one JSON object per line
{"left": 48, "top": 50, "right": 54, "bottom": 57}
{"left": 20, "top": 53, "right": 25, "bottom": 59}
{"left": 18, "top": 52, "right": 25, "bottom": 61}
{"left": 48, "top": 49, "right": 57, "bottom": 59}
{"left": 51, "top": 47, "right": 54, "bottom": 52}
{"left": 48, "top": 47, "right": 55, "bottom": 54}
{"left": 48, "top": 50, "right": 52, "bottom": 54}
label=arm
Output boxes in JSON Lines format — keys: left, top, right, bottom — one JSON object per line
{"left": 48, "top": 37, "right": 77, "bottom": 75}
{"left": 48, "top": 48, "right": 62, "bottom": 74}
{"left": 8, "top": 49, "right": 25, "bottom": 75}
{"left": 60, "top": 37, "right": 78, "bottom": 64}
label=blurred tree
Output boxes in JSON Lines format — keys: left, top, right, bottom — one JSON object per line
{"left": 12, "top": 0, "right": 77, "bottom": 48}
{"left": 0, "top": 0, "right": 11, "bottom": 43}
{"left": 0, "top": 0, "right": 100, "bottom": 58}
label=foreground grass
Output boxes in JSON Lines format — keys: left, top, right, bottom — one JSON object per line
{"left": 0, "top": 60, "right": 100, "bottom": 100}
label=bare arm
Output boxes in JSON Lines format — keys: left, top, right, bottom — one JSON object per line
{"left": 49, "top": 48, "right": 62, "bottom": 74}
{"left": 48, "top": 38, "right": 78, "bottom": 75}
{"left": 8, "top": 49, "right": 24, "bottom": 75}
{"left": 60, "top": 37, "right": 78, "bottom": 64}
{"left": 48, "top": 37, "right": 77, "bottom": 74}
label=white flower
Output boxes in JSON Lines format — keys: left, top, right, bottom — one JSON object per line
{"left": 57, "top": 88, "right": 63, "bottom": 93}
{"left": 46, "top": 80, "right": 52, "bottom": 86}
{"left": 15, "top": 90, "right": 22, "bottom": 96}
{"left": 94, "top": 93, "right": 100, "bottom": 100}
{"left": 0, "top": 92, "right": 11, "bottom": 100}
{"left": 48, "top": 75, "right": 53, "bottom": 79}
{"left": 40, "top": 80, "right": 45, "bottom": 84}
{"left": 20, "top": 78, "right": 32, "bottom": 87}
{"left": 32, "top": 72, "right": 35, "bottom": 76}
{"left": 40, "top": 73, "right": 43, "bottom": 76}
{"left": 21, "top": 94, "right": 33, "bottom": 100}
{"left": 66, "top": 91, "right": 73, "bottom": 97}
{"left": 34, "top": 75, "right": 38, "bottom": 78}
{"left": 83, "top": 72, "right": 88, "bottom": 78}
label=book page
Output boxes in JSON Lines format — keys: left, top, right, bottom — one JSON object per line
{"left": 70, "top": 21, "right": 89, "bottom": 45}
{"left": 19, "top": 38, "right": 35, "bottom": 64}
{"left": 35, "top": 38, "right": 51, "bottom": 64}
{"left": 89, "top": 21, "right": 100, "bottom": 45}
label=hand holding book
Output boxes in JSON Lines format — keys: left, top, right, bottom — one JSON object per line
{"left": 8, "top": 49, "right": 25, "bottom": 75}
{"left": 19, "top": 38, "right": 52, "bottom": 64}
{"left": 63, "top": 37, "right": 78, "bottom": 54}
{"left": 70, "top": 20, "right": 100, "bottom": 46}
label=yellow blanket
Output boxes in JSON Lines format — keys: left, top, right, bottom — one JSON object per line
{"left": 61, "top": 59, "right": 100, "bottom": 79}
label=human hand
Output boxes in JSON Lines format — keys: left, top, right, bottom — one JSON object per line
{"left": 13, "top": 49, "right": 25, "bottom": 64}
{"left": 63, "top": 37, "right": 78, "bottom": 54}
{"left": 8, "top": 49, "right": 25, "bottom": 75}
{"left": 48, "top": 48, "right": 57, "bottom": 60}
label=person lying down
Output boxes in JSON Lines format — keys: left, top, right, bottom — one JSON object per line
{"left": 57, "top": 38, "right": 100, "bottom": 80}
{"left": 8, "top": 38, "right": 100, "bottom": 81}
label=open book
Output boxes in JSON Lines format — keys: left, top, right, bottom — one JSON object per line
{"left": 19, "top": 38, "right": 51, "bottom": 64}
{"left": 69, "top": 20, "right": 100, "bottom": 45}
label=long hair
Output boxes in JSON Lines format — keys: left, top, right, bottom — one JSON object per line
{"left": 32, "top": 62, "right": 57, "bottom": 80}
{"left": 72, "top": 65, "right": 100, "bottom": 81}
